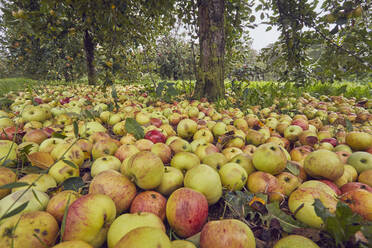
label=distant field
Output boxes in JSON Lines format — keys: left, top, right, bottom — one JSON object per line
{"left": 0, "top": 78, "right": 38, "bottom": 96}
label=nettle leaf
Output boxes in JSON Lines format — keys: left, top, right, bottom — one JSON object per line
{"left": 313, "top": 198, "right": 333, "bottom": 220}
{"left": 0, "top": 182, "right": 29, "bottom": 189}
{"left": 52, "top": 132, "right": 67, "bottom": 139}
{"left": 286, "top": 161, "right": 300, "bottom": 176}
{"left": 73, "top": 121, "right": 79, "bottom": 138}
{"left": 62, "top": 160, "right": 78, "bottom": 169}
{"left": 61, "top": 177, "right": 85, "bottom": 191}
{"left": 125, "top": 118, "right": 144, "bottom": 140}
{"left": 264, "top": 202, "right": 308, "bottom": 232}
{"left": 224, "top": 191, "right": 254, "bottom": 218}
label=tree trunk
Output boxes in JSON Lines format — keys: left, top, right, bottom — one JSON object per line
{"left": 193, "top": 0, "right": 225, "bottom": 101}
{"left": 83, "top": 29, "right": 97, "bottom": 85}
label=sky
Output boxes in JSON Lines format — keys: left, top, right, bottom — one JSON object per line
{"left": 250, "top": 24, "right": 280, "bottom": 51}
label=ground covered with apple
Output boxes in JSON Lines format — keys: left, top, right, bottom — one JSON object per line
{"left": 0, "top": 84, "right": 371, "bottom": 248}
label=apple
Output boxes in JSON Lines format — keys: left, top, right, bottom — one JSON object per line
{"left": 136, "top": 111, "right": 151, "bottom": 125}
{"left": 150, "top": 117, "right": 163, "bottom": 127}
{"left": 112, "top": 121, "right": 126, "bottom": 136}
{"left": 0, "top": 211, "right": 59, "bottom": 248}
{"left": 0, "top": 189, "right": 49, "bottom": 219}
{"left": 194, "top": 143, "right": 219, "bottom": 160}
{"left": 171, "top": 240, "right": 197, "bottom": 248}
{"left": 48, "top": 160, "right": 80, "bottom": 183}
{"left": 91, "top": 155, "right": 121, "bottom": 177}
{"left": 151, "top": 143, "right": 172, "bottom": 164}
{"left": 288, "top": 187, "right": 338, "bottom": 228}
{"left": 89, "top": 170, "right": 137, "bottom": 214}
{"left": 166, "top": 187, "right": 208, "bottom": 238}
{"left": 345, "top": 131, "right": 372, "bottom": 151}
{"left": 222, "top": 147, "right": 243, "bottom": 161}
{"left": 123, "top": 151, "right": 164, "bottom": 190}
{"left": 156, "top": 166, "right": 184, "bottom": 196}
{"left": 39, "top": 138, "right": 66, "bottom": 153}
{"left": 242, "top": 144, "right": 256, "bottom": 156}
{"left": 193, "top": 128, "right": 214, "bottom": 143}
{"left": 79, "top": 121, "right": 107, "bottom": 137}
{"left": 0, "top": 166, "right": 17, "bottom": 199}
{"left": 200, "top": 219, "right": 255, "bottom": 248}
{"left": 247, "top": 171, "right": 284, "bottom": 201}
{"left": 252, "top": 143, "right": 287, "bottom": 175}
{"left": 284, "top": 125, "right": 303, "bottom": 142}
{"left": 276, "top": 172, "right": 301, "bottom": 196}
{"left": 130, "top": 191, "right": 167, "bottom": 220}
{"left": 52, "top": 241, "right": 94, "bottom": 248}
{"left": 292, "top": 118, "right": 309, "bottom": 131}
{"left": 318, "top": 180, "right": 342, "bottom": 195}
{"left": 145, "top": 129, "right": 166, "bottom": 144}
{"left": 107, "top": 212, "right": 165, "bottom": 248}
{"left": 304, "top": 149, "right": 344, "bottom": 181}
{"left": 177, "top": 119, "right": 198, "bottom": 139}
{"left": 0, "top": 140, "right": 18, "bottom": 166}
{"left": 51, "top": 143, "right": 84, "bottom": 167}
{"left": 299, "top": 180, "right": 339, "bottom": 198}
{"left": 334, "top": 164, "right": 358, "bottom": 187}
{"left": 120, "top": 133, "right": 137, "bottom": 144}
{"left": 23, "top": 129, "right": 48, "bottom": 144}
{"left": 63, "top": 194, "right": 117, "bottom": 248}
{"left": 171, "top": 151, "right": 200, "bottom": 174}
{"left": 341, "top": 189, "right": 372, "bottom": 221}
{"left": 89, "top": 132, "right": 111, "bottom": 144}
{"left": 92, "top": 139, "right": 118, "bottom": 160}
{"left": 114, "top": 144, "right": 139, "bottom": 162}
{"left": 358, "top": 169, "right": 372, "bottom": 187}
{"left": 184, "top": 164, "right": 222, "bottom": 205}
{"left": 22, "top": 106, "right": 48, "bottom": 122}
{"left": 347, "top": 152, "right": 372, "bottom": 173}
{"left": 340, "top": 182, "right": 372, "bottom": 194}
{"left": 212, "top": 121, "right": 228, "bottom": 137}
{"left": 202, "top": 152, "right": 228, "bottom": 171}
{"left": 219, "top": 162, "right": 248, "bottom": 191}
{"left": 46, "top": 190, "right": 81, "bottom": 222}
{"left": 169, "top": 138, "right": 191, "bottom": 153}
{"left": 334, "top": 144, "right": 352, "bottom": 154}
{"left": 299, "top": 130, "right": 318, "bottom": 146}
{"left": 274, "top": 235, "right": 319, "bottom": 248}
{"left": 135, "top": 138, "right": 154, "bottom": 151}
{"left": 114, "top": 226, "right": 171, "bottom": 248}
{"left": 336, "top": 151, "right": 351, "bottom": 164}
{"left": 246, "top": 129, "right": 266, "bottom": 146}
{"left": 12, "top": 173, "right": 56, "bottom": 193}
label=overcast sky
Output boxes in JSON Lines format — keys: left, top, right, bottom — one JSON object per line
{"left": 250, "top": 24, "right": 280, "bottom": 51}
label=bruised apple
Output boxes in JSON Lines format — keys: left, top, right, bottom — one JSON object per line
{"left": 341, "top": 189, "right": 372, "bottom": 221}
{"left": 200, "top": 219, "right": 255, "bottom": 248}
{"left": 166, "top": 188, "right": 208, "bottom": 238}
{"left": 114, "top": 226, "right": 171, "bottom": 248}
{"left": 130, "top": 191, "right": 167, "bottom": 220}
{"left": 46, "top": 190, "right": 81, "bottom": 222}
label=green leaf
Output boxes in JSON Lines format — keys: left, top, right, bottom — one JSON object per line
{"left": 186, "top": 232, "right": 201, "bottom": 247}
{"left": 62, "top": 160, "right": 78, "bottom": 169}
{"left": 0, "top": 182, "right": 29, "bottom": 189}
{"left": 156, "top": 82, "right": 166, "bottom": 97}
{"left": 61, "top": 177, "right": 85, "bottom": 191}
{"left": 60, "top": 194, "right": 71, "bottom": 242}
{"left": 224, "top": 191, "right": 254, "bottom": 218}
{"left": 286, "top": 161, "right": 300, "bottom": 176}
{"left": 52, "top": 132, "right": 67, "bottom": 139}
{"left": 73, "top": 121, "right": 79, "bottom": 138}
{"left": 19, "top": 144, "right": 34, "bottom": 156}
{"left": 31, "top": 189, "right": 43, "bottom": 207}
{"left": 125, "top": 118, "right": 144, "bottom": 140}
{"left": 264, "top": 202, "right": 308, "bottom": 232}
{"left": 345, "top": 119, "right": 353, "bottom": 132}
{"left": 313, "top": 198, "right": 333, "bottom": 220}
{"left": 1, "top": 201, "right": 29, "bottom": 220}
{"left": 111, "top": 84, "right": 118, "bottom": 100}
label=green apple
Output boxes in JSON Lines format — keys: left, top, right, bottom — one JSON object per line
{"left": 359, "top": 169, "right": 372, "bottom": 187}
{"left": 171, "top": 151, "right": 200, "bottom": 174}
{"left": 219, "top": 162, "right": 248, "bottom": 191}
{"left": 12, "top": 173, "right": 56, "bottom": 193}
{"left": 171, "top": 240, "right": 197, "bottom": 248}
{"left": 22, "top": 106, "right": 48, "bottom": 122}
{"left": 347, "top": 152, "right": 372, "bottom": 173}
{"left": 91, "top": 155, "right": 121, "bottom": 177}
{"left": 202, "top": 152, "right": 228, "bottom": 171}
{"left": 39, "top": 138, "right": 66, "bottom": 153}
{"left": 79, "top": 121, "right": 107, "bottom": 137}
{"left": 193, "top": 128, "right": 214, "bottom": 143}
{"left": 252, "top": 143, "right": 287, "bottom": 175}
{"left": 346, "top": 131, "right": 372, "bottom": 151}
{"left": 62, "top": 194, "right": 117, "bottom": 248}
{"left": 0, "top": 117, "right": 14, "bottom": 129}
{"left": 89, "top": 170, "right": 137, "bottom": 214}
{"left": 276, "top": 172, "right": 301, "bottom": 196}
{"left": 246, "top": 129, "right": 266, "bottom": 146}
{"left": 177, "top": 119, "right": 197, "bottom": 139}
{"left": 0, "top": 140, "right": 18, "bottom": 166}
{"left": 156, "top": 166, "right": 184, "bottom": 196}
{"left": 274, "top": 235, "right": 319, "bottom": 248}
{"left": 169, "top": 138, "right": 192, "bottom": 153}
{"left": 48, "top": 160, "right": 80, "bottom": 183}
{"left": 114, "top": 226, "right": 171, "bottom": 248}
{"left": 0, "top": 189, "right": 49, "bottom": 219}
{"left": 299, "top": 180, "right": 338, "bottom": 198}
{"left": 92, "top": 139, "right": 118, "bottom": 160}
{"left": 51, "top": 143, "right": 84, "bottom": 167}
{"left": 284, "top": 125, "right": 303, "bottom": 142}
{"left": 123, "top": 151, "right": 164, "bottom": 190}
{"left": 0, "top": 211, "right": 59, "bottom": 248}
{"left": 107, "top": 212, "right": 165, "bottom": 248}
{"left": 288, "top": 187, "right": 338, "bottom": 228}
{"left": 184, "top": 164, "right": 222, "bottom": 205}
{"left": 212, "top": 121, "right": 228, "bottom": 137}
{"left": 52, "top": 241, "right": 94, "bottom": 248}
{"left": 304, "top": 149, "right": 344, "bottom": 181}
{"left": 334, "top": 164, "right": 358, "bottom": 187}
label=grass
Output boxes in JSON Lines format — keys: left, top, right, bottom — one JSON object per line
{"left": 0, "top": 77, "right": 38, "bottom": 96}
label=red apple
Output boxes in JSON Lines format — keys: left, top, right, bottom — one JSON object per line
{"left": 320, "top": 138, "right": 338, "bottom": 147}
{"left": 150, "top": 118, "right": 162, "bottom": 128}
{"left": 340, "top": 182, "right": 372, "bottom": 194}
{"left": 144, "top": 130, "right": 166, "bottom": 144}
{"left": 130, "top": 191, "right": 167, "bottom": 220}
{"left": 318, "top": 180, "right": 341, "bottom": 195}
{"left": 166, "top": 187, "right": 208, "bottom": 238}
{"left": 341, "top": 189, "right": 372, "bottom": 221}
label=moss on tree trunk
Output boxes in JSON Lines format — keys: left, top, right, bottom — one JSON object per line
{"left": 84, "top": 30, "right": 97, "bottom": 85}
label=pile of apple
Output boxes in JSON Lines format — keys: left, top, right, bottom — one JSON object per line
{"left": 0, "top": 84, "right": 371, "bottom": 248}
